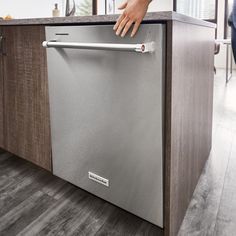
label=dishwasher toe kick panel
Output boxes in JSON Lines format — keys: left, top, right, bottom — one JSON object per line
{"left": 45, "top": 24, "right": 165, "bottom": 227}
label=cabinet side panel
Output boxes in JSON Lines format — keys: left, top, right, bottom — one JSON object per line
{"left": 3, "top": 26, "right": 51, "bottom": 171}
{"left": 165, "top": 22, "right": 215, "bottom": 236}
{"left": 0, "top": 27, "right": 3, "bottom": 149}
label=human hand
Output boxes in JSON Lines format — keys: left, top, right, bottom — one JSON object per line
{"left": 113, "top": 0, "right": 151, "bottom": 38}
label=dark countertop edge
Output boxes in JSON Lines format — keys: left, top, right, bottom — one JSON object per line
{"left": 0, "top": 11, "right": 216, "bottom": 28}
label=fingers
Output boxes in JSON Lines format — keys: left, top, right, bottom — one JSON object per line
{"left": 113, "top": 0, "right": 150, "bottom": 38}
{"left": 118, "top": 1, "right": 128, "bottom": 10}
{"left": 121, "top": 20, "right": 133, "bottom": 37}
{"left": 114, "top": 17, "right": 142, "bottom": 38}
{"left": 131, "top": 20, "right": 141, "bottom": 37}
{"left": 113, "top": 0, "right": 128, "bottom": 32}
{"left": 114, "top": 18, "right": 141, "bottom": 38}
{"left": 113, "top": 13, "right": 125, "bottom": 31}
{"left": 115, "top": 16, "right": 130, "bottom": 36}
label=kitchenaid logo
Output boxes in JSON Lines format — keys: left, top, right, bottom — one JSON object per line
{"left": 88, "top": 172, "right": 109, "bottom": 187}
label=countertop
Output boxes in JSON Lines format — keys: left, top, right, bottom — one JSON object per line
{"left": 0, "top": 11, "right": 216, "bottom": 28}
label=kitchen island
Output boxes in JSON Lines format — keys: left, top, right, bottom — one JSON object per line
{"left": 0, "top": 12, "right": 215, "bottom": 236}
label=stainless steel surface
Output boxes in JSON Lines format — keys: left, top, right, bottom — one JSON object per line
{"left": 45, "top": 24, "right": 165, "bottom": 227}
{"left": 42, "top": 41, "right": 155, "bottom": 53}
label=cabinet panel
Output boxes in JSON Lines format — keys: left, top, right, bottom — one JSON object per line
{"left": 3, "top": 26, "right": 51, "bottom": 170}
{"left": 0, "top": 27, "right": 4, "bottom": 149}
{"left": 164, "top": 21, "right": 215, "bottom": 236}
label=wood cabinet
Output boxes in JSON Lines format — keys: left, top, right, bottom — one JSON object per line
{"left": 0, "top": 28, "right": 3, "bottom": 148}
{"left": 2, "top": 26, "right": 51, "bottom": 171}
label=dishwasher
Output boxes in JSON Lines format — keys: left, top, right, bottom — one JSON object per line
{"left": 43, "top": 24, "right": 164, "bottom": 227}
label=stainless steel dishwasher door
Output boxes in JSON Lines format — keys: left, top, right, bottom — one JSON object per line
{"left": 45, "top": 24, "right": 165, "bottom": 227}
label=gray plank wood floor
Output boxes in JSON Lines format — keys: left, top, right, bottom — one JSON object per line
{"left": 0, "top": 69, "right": 236, "bottom": 236}
{"left": 178, "top": 70, "right": 236, "bottom": 236}
{"left": 0, "top": 152, "right": 163, "bottom": 236}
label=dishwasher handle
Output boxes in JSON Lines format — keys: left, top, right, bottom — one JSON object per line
{"left": 42, "top": 41, "right": 155, "bottom": 53}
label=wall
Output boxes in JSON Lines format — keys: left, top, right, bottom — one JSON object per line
{"left": 0, "top": 0, "right": 172, "bottom": 18}
{"left": 149, "top": 0, "right": 173, "bottom": 12}
{"left": 0, "top": 0, "right": 65, "bottom": 18}
{"left": 97, "top": 0, "right": 172, "bottom": 15}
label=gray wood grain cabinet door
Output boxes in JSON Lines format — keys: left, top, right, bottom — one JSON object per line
{"left": 0, "top": 27, "right": 3, "bottom": 149}
{"left": 2, "top": 26, "right": 51, "bottom": 171}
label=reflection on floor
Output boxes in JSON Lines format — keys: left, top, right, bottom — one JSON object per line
{"left": 179, "top": 69, "right": 236, "bottom": 236}
{"left": 0, "top": 70, "right": 236, "bottom": 235}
